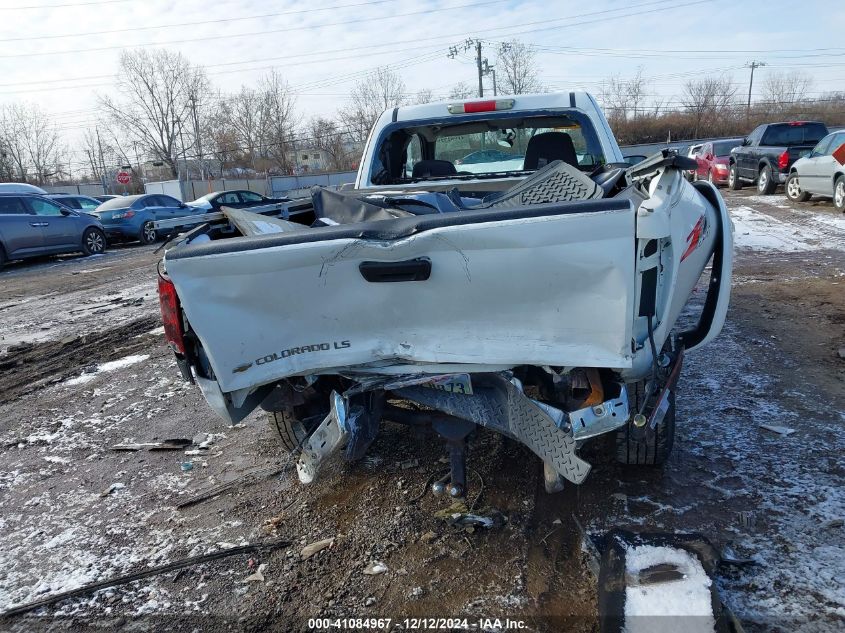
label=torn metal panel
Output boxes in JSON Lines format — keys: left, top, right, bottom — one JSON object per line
{"left": 166, "top": 203, "right": 637, "bottom": 395}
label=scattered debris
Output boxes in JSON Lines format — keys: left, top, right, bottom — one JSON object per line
{"left": 419, "top": 531, "right": 438, "bottom": 544}
{"left": 759, "top": 424, "right": 796, "bottom": 436}
{"left": 821, "top": 518, "right": 844, "bottom": 529}
{"left": 553, "top": 518, "right": 562, "bottom": 525}
{"left": 364, "top": 597, "right": 376, "bottom": 607}
{"left": 176, "top": 465, "right": 283, "bottom": 509}
{"left": 301, "top": 537, "right": 334, "bottom": 560}
{"left": 99, "top": 482, "right": 125, "bottom": 497}
{"left": 111, "top": 438, "right": 192, "bottom": 451}
{"left": 397, "top": 458, "right": 419, "bottom": 470}
{"left": 180, "top": 462, "right": 194, "bottom": 472}
{"left": 838, "top": 347, "right": 845, "bottom": 360}
{"left": 630, "top": 562, "right": 686, "bottom": 586}
{"left": 363, "top": 561, "right": 388, "bottom": 576}
{"left": 0, "top": 540, "right": 290, "bottom": 618}
{"left": 435, "top": 501, "right": 499, "bottom": 530}
{"left": 720, "top": 544, "right": 758, "bottom": 567}
{"left": 243, "top": 563, "right": 268, "bottom": 583}
{"left": 738, "top": 511, "right": 756, "bottom": 530}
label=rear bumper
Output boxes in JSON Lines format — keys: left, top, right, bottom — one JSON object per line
{"left": 100, "top": 222, "right": 140, "bottom": 240}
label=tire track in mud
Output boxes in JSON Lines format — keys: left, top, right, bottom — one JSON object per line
{"left": 0, "top": 315, "right": 161, "bottom": 405}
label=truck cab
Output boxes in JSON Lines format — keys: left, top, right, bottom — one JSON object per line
{"left": 355, "top": 92, "right": 624, "bottom": 193}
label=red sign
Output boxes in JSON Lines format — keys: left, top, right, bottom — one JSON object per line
{"left": 833, "top": 142, "right": 845, "bottom": 167}
{"left": 116, "top": 171, "right": 131, "bottom": 185}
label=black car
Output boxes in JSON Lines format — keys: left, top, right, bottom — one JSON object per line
{"left": 728, "top": 121, "right": 829, "bottom": 194}
{"left": 186, "top": 190, "right": 289, "bottom": 213}
{"left": 0, "top": 193, "right": 106, "bottom": 266}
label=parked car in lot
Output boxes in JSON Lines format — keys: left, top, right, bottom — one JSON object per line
{"left": 0, "top": 193, "right": 106, "bottom": 266}
{"left": 684, "top": 144, "right": 703, "bottom": 180}
{"left": 729, "top": 121, "right": 829, "bottom": 194}
{"left": 0, "top": 183, "right": 48, "bottom": 194}
{"left": 48, "top": 193, "right": 103, "bottom": 213}
{"left": 94, "top": 195, "right": 118, "bottom": 203}
{"left": 691, "top": 139, "right": 743, "bottom": 186}
{"left": 786, "top": 130, "right": 845, "bottom": 211}
{"left": 455, "top": 149, "right": 521, "bottom": 165}
{"left": 92, "top": 193, "right": 200, "bottom": 244}
{"left": 622, "top": 154, "right": 648, "bottom": 167}
{"left": 186, "top": 190, "right": 289, "bottom": 213}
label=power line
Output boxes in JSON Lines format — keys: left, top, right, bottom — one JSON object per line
{"left": 0, "top": 0, "right": 508, "bottom": 59}
{"left": 0, "top": 0, "right": 398, "bottom": 42}
{"left": 0, "top": 0, "right": 128, "bottom": 9}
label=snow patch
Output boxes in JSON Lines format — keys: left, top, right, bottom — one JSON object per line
{"left": 65, "top": 354, "right": 150, "bottom": 386}
{"left": 624, "top": 545, "right": 715, "bottom": 633}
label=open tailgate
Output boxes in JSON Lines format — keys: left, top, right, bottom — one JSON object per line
{"left": 164, "top": 199, "right": 637, "bottom": 394}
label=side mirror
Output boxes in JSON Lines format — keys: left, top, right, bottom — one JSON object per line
{"left": 741, "top": 138, "right": 750, "bottom": 146}
{"left": 60, "top": 208, "right": 72, "bottom": 216}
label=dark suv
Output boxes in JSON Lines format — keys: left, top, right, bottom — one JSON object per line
{"left": 0, "top": 193, "right": 107, "bottom": 267}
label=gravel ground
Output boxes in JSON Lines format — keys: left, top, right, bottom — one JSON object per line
{"left": 0, "top": 189, "right": 842, "bottom": 632}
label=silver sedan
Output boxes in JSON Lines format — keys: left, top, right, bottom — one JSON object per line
{"left": 786, "top": 130, "right": 845, "bottom": 211}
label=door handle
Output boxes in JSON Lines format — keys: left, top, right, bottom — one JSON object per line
{"left": 359, "top": 258, "right": 431, "bottom": 283}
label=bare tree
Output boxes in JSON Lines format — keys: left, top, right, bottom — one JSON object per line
{"left": 496, "top": 40, "right": 543, "bottom": 95}
{"left": 448, "top": 81, "right": 475, "bottom": 99}
{"left": 339, "top": 67, "right": 407, "bottom": 142}
{"left": 257, "top": 69, "right": 298, "bottom": 174}
{"left": 761, "top": 71, "right": 814, "bottom": 113}
{"left": 307, "top": 117, "right": 353, "bottom": 171}
{"left": 599, "top": 68, "right": 650, "bottom": 127}
{"left": 99, "top": 48, "right": 208, "bottom": 178}
{"left": 225, "top": 87, "right": 262, "bottom": 170}
{"left": 414, "top": 88, "right": 434, "bottom": 105}
{"left": 0, "top": 103, "right": 62, "bottom": 184}
{"left": 681, "top": 75, "right": 738, "bottom": 137}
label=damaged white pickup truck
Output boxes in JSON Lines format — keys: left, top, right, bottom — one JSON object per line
{"left": 156, "top": 92, "right": 733, "bottom": 495}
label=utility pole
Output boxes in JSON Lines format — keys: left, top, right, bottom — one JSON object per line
{"left": 746, "top": 60, "right": 766, "bottom": 116}
{"left": 188, "top": 93, "right": 204, "bottom": 181}
{"left": 132, "top": 141, "right": 143, "bottom": 186}
{"left": 95, "top": 127, "right": 108, "bottom": 195}
{"left": 475, "top": 40, "right": 484, "bottom": 98}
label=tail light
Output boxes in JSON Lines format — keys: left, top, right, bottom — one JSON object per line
{"left": 447, "top": 99, "right": 514, "bottom": 114}
{"left": 112, "top": 210, "right": 135, "bottom": 219}
{"left": 778, "top": 150, "right": 789, "bottom": 170}
{"left": 157, "top": 265, "right": 186, "bottom": 355}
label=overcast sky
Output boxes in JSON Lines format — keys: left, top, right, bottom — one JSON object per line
{"left": 1, "top": 0, "right": 842, "bottom": 161}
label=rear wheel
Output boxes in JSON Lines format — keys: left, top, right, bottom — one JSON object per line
{"left": 615, "top": 381, "right": 675, "bottom": 466}
{"left": 728, "top": 164, "right": 742, "bottom": 190}
{"left": 757, "top": 165, "right": 777, "bottom": 194}
{"left": 139, "top": 220, "right": 157, "bottom": 244}
{"left": 786, "top": 173, "right": 811, "bottom": 202}
{"left": 267, "top": 409, "right": 322, "bottom": 452}
{"left": 835, "top": 176, "right": 845, "bottom": 212}
{"left": 81, "top": 227, "right": 106, "bottom": 256}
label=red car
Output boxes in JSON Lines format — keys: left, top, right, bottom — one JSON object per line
{"left": 692, "top": 139, "right": 743, "bottom": 186}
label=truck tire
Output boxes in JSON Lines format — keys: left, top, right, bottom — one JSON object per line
{"left": 615, "top": 381, "right": 675, "bottom": 466}
{"left": 267, "top": 408, "right": 320, "bottom": 453}
{"left": 835, "top": 176, "right": 845, "bottom": 212}
{"left": 728, "top": 163, "right": 742, "bottom": 190}
{"left": 786, "top": 173, "right": 810, "bottom": 202}
{"left": 757, "top": 165, "right": 777, "bottom": 195}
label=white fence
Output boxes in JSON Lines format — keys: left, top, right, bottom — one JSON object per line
{"left": 270, "top": 172, "right": 356, "bottom": 197}
{"left": 42, "top": 183, "right": 107, "bottom": 197}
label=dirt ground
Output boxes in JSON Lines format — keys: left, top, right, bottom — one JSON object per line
{"left": 0, "top": 189, "right": 843, "bottom": 633}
